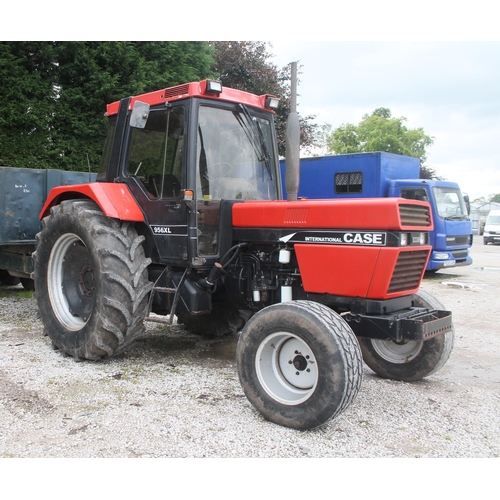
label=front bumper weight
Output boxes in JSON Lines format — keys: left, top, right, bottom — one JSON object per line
{"left": 345, "top": 307, "right": 453, "bottom": 342}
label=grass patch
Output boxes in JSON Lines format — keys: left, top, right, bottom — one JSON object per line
{"left": 0, "top": 289, "right": 34, "bottom": 299}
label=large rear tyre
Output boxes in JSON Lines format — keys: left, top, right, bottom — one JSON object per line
{"left": 236, "top": 300, "right": 363, "bottom": 430}
{"left": 34, "top": 200, "right": 153, "bottom": 360}
{"left": 20, "top": 277, "right": 35, "bottom": 291}
{"left": 359, "top": 290, "right": 454, "bottom": 382}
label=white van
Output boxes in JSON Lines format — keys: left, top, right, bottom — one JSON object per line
{"left": 484, "top": 210, "right": 500, "bottom": 245}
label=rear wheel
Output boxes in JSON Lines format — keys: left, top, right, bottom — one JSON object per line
{"left": 359, "top": 290, "right": 454, "bottom": 382}
{"left": 34, "top": 200, "right": 153, "bottom": 360}
{"left": 236, "top": 300, "right": 363, "bottom": 430}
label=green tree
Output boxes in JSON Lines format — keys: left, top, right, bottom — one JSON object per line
{"left": 323, "top": 107, "right": 436, "bottom": 179}
{"left": 0, "top": 42, "right": 214, "bottom": 171}
{"left": 209, "top": 41, "right": 319, "bottom": 156}
{"left": 0, "top": 42, "right": 58, "bottom": 168}
{"left": 489, "top": 193, "right": 500, "bottom": 203}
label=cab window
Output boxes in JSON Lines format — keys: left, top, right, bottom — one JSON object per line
{"left": 126, "top": 106, "right": 185, "bottom": 199}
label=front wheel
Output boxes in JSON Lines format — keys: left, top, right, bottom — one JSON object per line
{"left": 34, "top": 200, "right": 153, "bottom": 360}
{"left": 236, "top": 301, "right": 363, "bottom": 430}
{"left": 359, "top": 290, "right": 454, "bottom": 382}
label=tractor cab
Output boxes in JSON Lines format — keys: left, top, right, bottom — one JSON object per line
{"left": 97, "top": 80, "right": 281, "bottom": 268}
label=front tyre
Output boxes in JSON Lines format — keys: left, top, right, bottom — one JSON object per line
{"left": 359, "top": 290, "right": 454, "bottom": 382}
{"left": 34, "top": 200, "right": 153, "bottom": 360}
{"left": 236, "top": 301, "right": 363, "bottom": 430}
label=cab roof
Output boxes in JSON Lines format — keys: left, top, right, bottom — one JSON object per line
{"left": 105, "top": 79, "right": 277, "bottom": 116}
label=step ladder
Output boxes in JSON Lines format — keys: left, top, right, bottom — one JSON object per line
{"left": 145, "top": 267, "right": 188, "bottom": 325}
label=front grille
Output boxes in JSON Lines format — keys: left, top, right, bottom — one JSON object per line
{"left": 450, "top": 235, "right": 471, "bottom": 245}
{"left": 399, "top": 204, "right": 431, "bottom": 226}
{"left": 451, "top": 249, "right": 469, "bottom": 259}
{"left": 388, "top": 250, "right": 428, "bottom": 293}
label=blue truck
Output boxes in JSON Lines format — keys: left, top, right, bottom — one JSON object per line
{"left": 280, "top": 152, "right": 472, "bottom": 272}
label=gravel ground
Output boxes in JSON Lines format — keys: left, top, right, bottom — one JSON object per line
{"left": 0, "top": 239, "right": 499, "bottom": 462}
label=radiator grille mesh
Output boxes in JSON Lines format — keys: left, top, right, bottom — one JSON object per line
{"left": 399, "top": 204, "right": 431, "bottom": 226}
{"left": 388, "top": 250, "right": 428, "bottom": 293}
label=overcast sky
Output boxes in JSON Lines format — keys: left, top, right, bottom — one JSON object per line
{"left": 269, "top": 41, "right": 500, "bottom": 201}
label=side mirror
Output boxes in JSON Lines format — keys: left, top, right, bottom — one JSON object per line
{"left": 463, "top": 193, "right": 471, "bottom": 215}
{"left": 130, "top": 101, "right": 150, "bottom": 129}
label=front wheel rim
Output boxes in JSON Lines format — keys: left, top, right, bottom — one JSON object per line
{"left": 255, "top": 332, "right": 319, "bottom": 405}
{"left": 371, "top": 338, "right": 423, "bottom": 364}
{"left": 47, "top": 233, "right": 94, "bottom": 331}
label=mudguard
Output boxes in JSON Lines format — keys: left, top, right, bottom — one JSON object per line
{"left": 39, "top": 182, "right": 144, "bottom": 222}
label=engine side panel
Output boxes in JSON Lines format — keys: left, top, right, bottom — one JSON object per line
{"left": 232, "top": 198, "right": 432, "bottom": 300}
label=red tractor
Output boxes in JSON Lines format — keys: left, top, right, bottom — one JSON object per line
{"left": 34, "top": 76, "right": 453, "bottom": 430}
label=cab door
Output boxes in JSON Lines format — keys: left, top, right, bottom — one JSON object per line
{"left": 124, "top": 104, "right": 189, "bottom": 264}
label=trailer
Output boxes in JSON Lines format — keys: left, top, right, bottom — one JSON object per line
{"left": 0, "top": 167, "right": 96, "bottom": 289}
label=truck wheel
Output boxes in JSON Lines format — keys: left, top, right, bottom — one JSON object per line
{"left": 20, "top": 278, "right": 35, "bottom": 291}
{"left": 358, "top": 290, "right": 454, "bottom": 382}
{"left": 0, "top": 270, "right": 20, "bottom": 286}
{"left": 236, "top": 300, "right": 363, "bottom": 430}
{"left": 34, "top": 200, "right": 153, "bottom": 360}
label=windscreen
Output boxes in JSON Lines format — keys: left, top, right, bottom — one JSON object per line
{"left": 432, "top": 186, "right": 469, "bottom": 220}
{"left": 487, "top": 215, "right": 500, "bottom": 224}
{"left": 196, "top": 105, "right": 278, "bottom": 201}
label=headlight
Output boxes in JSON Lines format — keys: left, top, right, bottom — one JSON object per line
{"left": 400, "top": 232, "right": 427, "bottom": 246}
{"left": 435, "top": 253, "right": 449, "bottom": 260}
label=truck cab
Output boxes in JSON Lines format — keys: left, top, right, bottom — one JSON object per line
{"left": 388, "top": 180, "right": 473, "bottom": 270}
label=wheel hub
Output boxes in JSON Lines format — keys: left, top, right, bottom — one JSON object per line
{"left": 292, "top": 354, "right": 308, "bottom": 371}
{"left": 47, "top": 233, "right": 95, "bottom": 330}
{"left": 371, "top": 338, "right": 423, "bottom": 363}
{"left": 62, "top": 241, "right": 96, "bottom": 319}
{"left": 79, "top": 265, "right": 96, "bottom": 297}
{"left": 255, "top": 332, "right": 319, "bottom": 405}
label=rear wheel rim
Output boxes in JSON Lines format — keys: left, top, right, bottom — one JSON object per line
{"left": 47, "top": 233, "right": 94, "bottom": 331}
{"left": 255, "top": 332, "right": 318, "bottom": 405}
{"left": 371, "top": 338, "right": 423, "bottom": 364}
